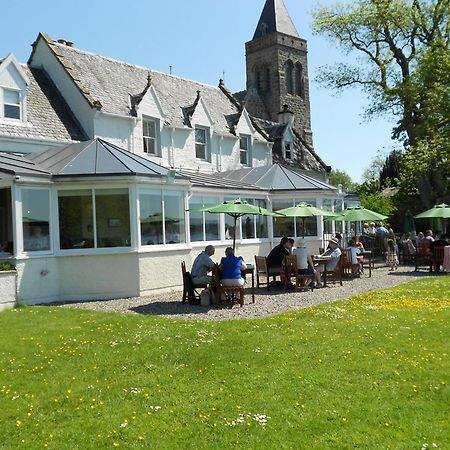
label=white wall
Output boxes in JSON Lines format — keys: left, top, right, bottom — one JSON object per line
{"left": 94, "top": 114, "right": 134, "bottom": 150}
{"left": 0, "top": 271, "right": 16, "bottom": 311}
{"left": 29, "top": 39, "right": 95, "bottom": 137}
{"left": 15, "top": 253, "right": 139, "bottom": 304}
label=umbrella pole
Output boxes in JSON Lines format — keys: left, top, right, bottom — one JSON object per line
{"left": 232, "top": 215, "right": 237, "bottom": 251}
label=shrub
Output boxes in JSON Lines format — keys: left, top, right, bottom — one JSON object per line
{"left": 0, "top": 262, "right": 15, "bottom": 271}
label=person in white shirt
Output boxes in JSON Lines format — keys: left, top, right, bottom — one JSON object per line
{"left": 293, "top": 239, "right": 322, "bottom": 287}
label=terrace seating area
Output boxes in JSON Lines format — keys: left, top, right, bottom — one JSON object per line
{"left": 180, "top": 232, "right": 449, "bottom": 309}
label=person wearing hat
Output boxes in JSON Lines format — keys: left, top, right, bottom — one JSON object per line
{"left": 293, "top": 239, "right": 322, "bottom": 287}
{"left": 315, "top": 238, "right": 342, "bottom": 285}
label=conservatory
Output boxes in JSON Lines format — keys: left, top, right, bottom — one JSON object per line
{"left": 0, "top": 139, "right": 342, "bottom": 305}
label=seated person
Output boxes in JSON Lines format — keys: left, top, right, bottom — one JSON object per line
{"left": 288, "top": 238, "right": 295, "bottom": 254}
{"left": 424, "top": 229, "right": 435, "bottom": 243}
{"left": 315, "top": 238, "right": 342, "bottom": 280}
{"left": 430, "top": 233, "right": 449, "bottom": 251}
{"left": 191, "top": 245, "right": 215, "bottom": 286}
{"left": 399, "top": 232, "right": 416, "bottom": 252}
{"left": 430, "top": 233, "right": 449, "bottom": 272}
{"left": 219, "top": 247, "right": 246, "bottom": 287}
{"left": 267, "top": 236, "right": 292, "bottom": 272}
{"left": 293, "top": 239, "right": 321, "bottom": 287}
{"left": 348, "top": 239, "right": 362, "bottom": 274}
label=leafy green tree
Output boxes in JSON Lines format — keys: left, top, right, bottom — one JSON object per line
{"left": 312, "top": 0, "right": 450, "bottom": 207}
{"left": 356, "top": 179, "right": 396, "bottom": 216}
{"left": 328, "top": 169, "right": 356, "bottom": 192}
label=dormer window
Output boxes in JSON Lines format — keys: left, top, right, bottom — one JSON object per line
{"left": 284, "top": 142, "right": 293, "bottom": 160}
{"left": 240, "top": 135, "right": 251, "bottom": 166}
{"left": 143, "top": 117, "right": 158, "bottom": 155}
{"left": 195, "top": 127, "right": 209, "bottom": 160}
{"left": 3, "top": 88, "right": 21, "bottom": 120}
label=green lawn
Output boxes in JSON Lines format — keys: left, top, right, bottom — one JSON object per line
{"left": 1, "top": 277, "right": 449, "bottom": 449}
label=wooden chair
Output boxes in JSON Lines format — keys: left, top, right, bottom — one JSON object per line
{"left": 414, "top": 242, "right": 431, "bottom": 272}
{"left": 341, "top": 248, "right": 360, "bottom": 278}
{"left": 399, "top": 242, "right": 415, "bottom": 265}
{"left": 321, "top": 255, "right": 343, "bottom": 287}
{"left": 213, "top": 264, "right": 244, "bottom": 307}
{"left": 181, "top": 261, "right": 205, "bottom": 305}
{"left": 254, "top": 256, "right": 281, "bottom": 290}
{"left": 282, "top": 255, "right": 314, "bottom": 292}
{"left": 431, "top": 246, "right": 445, "bottom": 272}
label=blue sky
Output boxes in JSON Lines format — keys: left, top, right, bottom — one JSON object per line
{"left": 1, "top": 0, "right": 397, "bottom": 182}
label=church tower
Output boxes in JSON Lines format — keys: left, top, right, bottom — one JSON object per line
{"left": 245, "top": 0, "right": 314, "bottom": 147}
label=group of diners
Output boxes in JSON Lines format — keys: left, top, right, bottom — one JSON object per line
{"left": 189, "top": 233, "right": 370, "bottom": 305}
{"left": 191, "top": 245, "right": 246, "bottom": 290}
{"left": 266, "top": 236, "right": 349, "bottom": 289}
{"left": 398, "top": 230, "right": 449, "bottom": 272}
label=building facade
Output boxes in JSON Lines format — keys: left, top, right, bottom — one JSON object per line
{"left": 0, "top": 0, "right": 345, "bottom": 306}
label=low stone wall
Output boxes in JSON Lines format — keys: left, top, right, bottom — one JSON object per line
{"left": 0, "top": 271, "right": 17, "bottom": 311}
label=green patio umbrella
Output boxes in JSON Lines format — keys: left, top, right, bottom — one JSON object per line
{"left": 414, "top": 203, "right": 450, "bottom": 219}
{"left": 414, "top": 204, "right": 450, "bottom": 235}
{"left": 189, "top": 199, "right": 278, "bottom": 250}
{"left": 275, "top": 202, "right": 338, "bottom": 238}
{"left": 325, "top": 206, "right": 388, "bottom": 238}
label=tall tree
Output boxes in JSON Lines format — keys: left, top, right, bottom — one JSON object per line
{"left": 312, "top": 0, "right": 450, "bottom": 206}
{"left": 328, "top": 169, "right": 356, "bottom": 192}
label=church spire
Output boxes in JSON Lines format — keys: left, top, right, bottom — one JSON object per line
{"left": 253, "top": 0, "right": 299, "bottom": 39}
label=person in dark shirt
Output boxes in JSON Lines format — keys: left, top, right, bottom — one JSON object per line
{"left": 430, "top": 234, "right": 448, "bottom": 251}
{"left": 267, "top": 236, "right": 291, "bottom": 270}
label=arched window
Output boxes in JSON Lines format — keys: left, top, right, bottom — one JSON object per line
{"left": 285, "top": 60, "right": 294, "bottom": 94}
{"left": 255, "top": 70, "right": 262, "bottom": 91}
{"left": 265, "top": 68, "right": 271, "bottom": 91}
{"left": 295, "top": 62, "right": 303, "bottom": 97}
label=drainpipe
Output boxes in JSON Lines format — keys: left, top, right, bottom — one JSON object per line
{"left": 170, "top": 126, "right": 176, "bottom": 168}
{"left": 217, "top": 136, "right": 223, "bottom": 172}
{"left": 266, "top": 194, "right": 274, "bottom": 248}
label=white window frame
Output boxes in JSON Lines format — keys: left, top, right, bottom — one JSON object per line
{"left": 55, "top": 186, "right": 133, "bottom": 255}
{"left": 142, "top": 117, "right": 159, "bottom": 155}
{"left": 18, "top": 186, "right": 53, "bottom": 256}
{"left": 239, "top": 135, "right": 251, "bottom": 166}
{"left": 195, "top": 126, "right": 209, "bottom": 161}
{"left": 138, "top": 186, "right": 189, "bottom": 250}
{"left": 1, "top": 87, "right": 22, "bottom": 121}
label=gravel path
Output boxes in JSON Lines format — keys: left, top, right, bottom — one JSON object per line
{"left": 58, "top": 264, "right": 440, "bottom": 321}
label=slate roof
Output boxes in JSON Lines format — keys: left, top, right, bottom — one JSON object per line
{"left": 38, "top": 36, "right": 243, "bottom": 136}
{"left": 0, "top": 63, "right": 86, "bottom": 143}
{"left": 177, "top": 169, "right": 263, "bottom": 191}
{"left": 253, "top": 0, "right": 300, "bottom": 39}
{"left": 0, "top": 152, "right": 51, "bottom": 178}
{"left": 25, "top": 138, "right": 188, "bottom": 179}
{"left": 219, "top": 165, "right": 337, "bottom": 192}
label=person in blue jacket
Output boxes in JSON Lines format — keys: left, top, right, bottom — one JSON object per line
{"left": 219, "top": 247, "right": 246, "bottom": 287}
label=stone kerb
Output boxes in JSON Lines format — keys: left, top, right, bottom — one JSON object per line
{"left": 0, "top": 270, "right": 17, "bottom": 311}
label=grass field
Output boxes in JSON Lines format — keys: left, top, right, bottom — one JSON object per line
{"left": 1, "top": 277, "right": 449, "bottom": 449}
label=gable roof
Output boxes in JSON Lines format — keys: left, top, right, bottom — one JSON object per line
{"left": 25, "top": 138, "right": 188, "bottom": 179}
{"left": 253, "top": 0, "right": 300, "bottom": 39}
{"left": 219, "top": 164, "right": 336, "bottom": 192}
{"left": 0, "top": 63, "right": 86, "bottom": 143}
{"left": 31, "top": 34, "right": 244, "bottom": 137}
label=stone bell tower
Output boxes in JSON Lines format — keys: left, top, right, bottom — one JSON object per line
{"left": 245, "top": 0, "right": 314, "bottom": 147}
